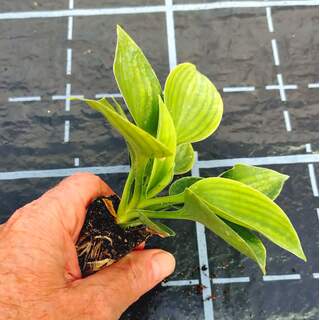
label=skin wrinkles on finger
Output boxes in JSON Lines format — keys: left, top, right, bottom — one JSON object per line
{"left": 43, "top": 193, "right": 80, "bottom": 243}
{"left": 42, "top": 187, "right": 88, "bottom": 242}
{"left": 121, "top": 254, "right": 154, "bottom": 294}
{"left": 81, "top": 249, "right": 175, "bottom": 316}
{"left": 61, "top": 173, "right": 113, "bottom": 208}
{"left": 40, "top": 173, "right": 113, "bottom": 241}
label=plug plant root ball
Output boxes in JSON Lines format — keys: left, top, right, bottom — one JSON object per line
{"left": 76, "top": 195, "right": 150, "bottom": 276}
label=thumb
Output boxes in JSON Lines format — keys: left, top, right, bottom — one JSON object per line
{"left": 78, "top": 249, "right": 175, "bottom": 318}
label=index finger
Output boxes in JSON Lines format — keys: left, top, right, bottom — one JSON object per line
{"left": 39, "top": 172, "right": 113, "bottom": 241}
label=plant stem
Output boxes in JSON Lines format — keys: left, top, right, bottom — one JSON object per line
{"left": 119, "top": 219, "right": 143, "bottom": 229}
{"left": 138, "top": 193, "right": 184, "bottom": 210}
{"left": 128, "top": 157, "right": 147, "bottom": 210}
{"left": 117, "top": 167, "right": 135, "bottom": 221}
{"left": 126, "top": 208, "right": 187, "bottom": 221}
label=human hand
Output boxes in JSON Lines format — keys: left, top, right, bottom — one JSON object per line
{"left": 0, "top": 173, "right": 175, "bottom": 319}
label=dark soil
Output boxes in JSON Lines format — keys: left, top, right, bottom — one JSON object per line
{"left": 76, "top": 195, "right": 151, "bottom": 277}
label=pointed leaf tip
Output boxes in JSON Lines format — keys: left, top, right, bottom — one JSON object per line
{"left": 293, "top": 247, "right": 307, "bottom": 262}
{"left": 183, "top": 189, "right": 267, "bottom": 273}
{"left": 220, "top": 164, "right": 290, "bottom": 200}
{"left": 114, "top": 25, "right": 161, "bottom": 135}
{"left": 188, "top": 177, "right": 306, "bottom": 262}
{"left": 80, "top": 98, "right": 172, "bottom": 158}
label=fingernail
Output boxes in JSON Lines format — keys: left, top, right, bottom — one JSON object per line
{"left": 151, "top": 250, "right": 176, "bottom": 282}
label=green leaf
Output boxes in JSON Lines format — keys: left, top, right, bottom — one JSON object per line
{"left": 110, "top": 96, "right": 128, "bottom": 119}
{"left": 187, "top": 177, "right": 306, "bottom": 261}
{"left": 183, "top": 189, "right": 266, "bottom": 273}
{"left": 95, "top": 97, "right": 116, "bottom": 111}
{"left": 169, "top": 176, "right": 202, "bottom": 196}
{"left": 114, "top": 25, "right": 162, "bottom": 135}
{"left": 220, "top": 164, "right": 289, "bottom": 200}
{"left": 164, "top": 63, "right": 223, "bottom": 144}
{"left": 174, "top": 143, "right": 195, "bottom": 174}
{"left": 138, "top": 212, "right": 175, "bottom": 237}
{"left": 146, "top": 97, "right": 176, "bottom": 198}
{"left": 78, "top": 98, "right": 172, "bottom": 158}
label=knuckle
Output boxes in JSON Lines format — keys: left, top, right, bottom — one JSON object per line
{"left": 67, "top": 172, "right": 104, "bottom": 193}
{"left": 21, "top": 199, "right": 42, "bottom": 212}
{"left": 72, "top": 172, "right": 100, "bottom": 183}
{"left": 5, "top": 200, "right": 40, "bottom": 230}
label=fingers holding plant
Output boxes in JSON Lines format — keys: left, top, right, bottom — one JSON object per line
{"left": 0, "top": 173, "right": 175, "bottom": 320}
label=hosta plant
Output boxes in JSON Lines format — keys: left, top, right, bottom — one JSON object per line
{"left": 75, "top": 26, "right": 306, "bottom": 277}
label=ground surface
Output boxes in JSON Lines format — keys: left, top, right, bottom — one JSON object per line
{"left": 0, "top": 1, "right": 318, "bottom": 319}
